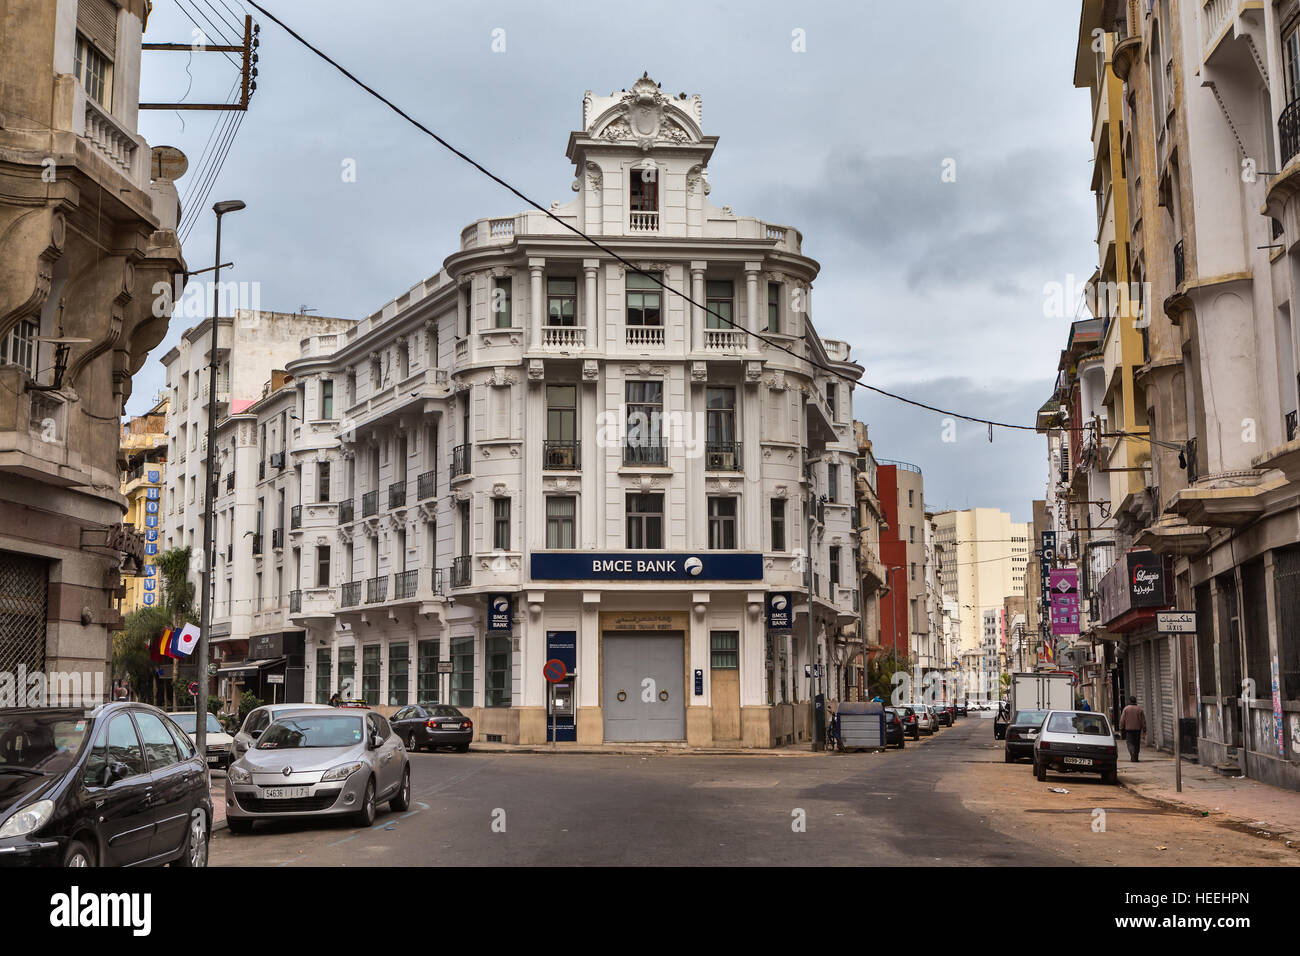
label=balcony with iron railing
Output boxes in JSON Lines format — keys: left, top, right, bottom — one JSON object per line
{"left": 366, "top": 574, "right": 388, "bottom": 604}
{"left": 271, "top": 528, "right": 283, "bottom": 550}
{"left": 289, "top": 590, "right": 302, "bottom": 614}
{"left": 341, "top": 581, "right": 361, "bottom": 608}
{"left": 1287, "top": 410, "right": 1298, "bottom": 443}
{"left": 252, "top": 533, "right": 263, "bottom": 555}
{"left": 430, "top": 567, "right": 445, "bottom": 596}
{"left": 623, "top": 442, "right": 667, "bottom": 467}
{"left": 339, "top": 499, "right": 354, "bottom": 524}
{"left": 290, "top": 505, "right": 301, "bottom": 530}
{"left": 225, "top": 472, "right": 234, "bottom": 491}
{"left": 450, "top": 443, "right": 471, "bottom": 480}
{"left": 418, "top": 470, "right": 437, "bottom": 500}
{"left": 704, "top": 441, "right": 743, "bottom": 472}
{"left": 362, "top": 490, "right": 379, "bottom": 517}
{"left": 389, "top": 480, "right": 406, "bottom": 509}
{"left": 1281, "top": 98, "right": 1300, "bottom": 169}
{"left": 543, "top": 440, "right": 581, "bottom": 470}
{"left": 450, "top": 555, "right": 472, "bottom": 588}
{"left": 1174, "top": 238, "right": 1185, "bottom": 287}
{"left": 394, "top": 569, "right": 418, "bottom": 600}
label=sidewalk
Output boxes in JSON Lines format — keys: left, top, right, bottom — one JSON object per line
{"left": 211, "top": 773, "right": 227, "bottom": 832}
{"left": 1118, "top": 750, "right": 1300, "bottom": 844}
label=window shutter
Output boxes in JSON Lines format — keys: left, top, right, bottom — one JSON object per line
{"left": 78, "top": 0, "right": 119, "bottom": 57}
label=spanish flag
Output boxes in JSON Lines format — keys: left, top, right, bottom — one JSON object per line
{"left": 150, "top": 627, "right": 179, "bottom": 662}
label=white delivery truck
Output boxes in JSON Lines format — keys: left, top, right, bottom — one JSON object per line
{"left": 1010, "top": 671, "right": 1074, "bottom": 715}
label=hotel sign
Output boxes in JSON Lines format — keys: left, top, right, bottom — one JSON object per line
{"left": 1049, "top": 568, "right": 1079, "bottom": 637}
{"left": 531, "top": 552, "right": 763, "bottom": 581}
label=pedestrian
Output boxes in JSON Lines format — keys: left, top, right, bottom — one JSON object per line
{"left": 1080, "top": 697, "right": 1091, "bottom": 712}
{"left": 1118, "top": 695, "right": 1147, "bottom": 762}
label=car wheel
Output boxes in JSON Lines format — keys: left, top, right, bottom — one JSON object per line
{"left": 176, "top": 810, "right": 208, "bottom": 868}
{"left": 898, "top": 738, "right": 905, "bottom": 748}
{"left": 1035, "top": 760, "right": 1047, "bottom": 782}
{"left": 1102, "top": 769, "right": 1118, "bottom": 785}
{"left": 389, "top": 765, "right": 411, "bottom": 812}
{"left": 226, "top": 817, "right": 254, "bottom": 835}
{"left": 456, "top": 743, "right": 470, "bottom": 753}
{"left": 407, "top": 732, "right": 420, "bottom": 752}
{"left": 63, "top": 839, "right": 95, "bottom": 867}
{"left": 353, "top": 777, "right": 376, "bottom": 827}
{"left": 1004, "top": 750, "right": 1014, "bottom": 763}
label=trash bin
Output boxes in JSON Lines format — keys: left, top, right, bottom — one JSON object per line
{"left": 836, "top": 701, "right": 885, "bottom": 751}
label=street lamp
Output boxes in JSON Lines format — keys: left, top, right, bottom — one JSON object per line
{"left": 195, "top": 199, "right": 245, "bottom": 763}
{"left": 883, "top": 565, "right": 907, "bottom": 695}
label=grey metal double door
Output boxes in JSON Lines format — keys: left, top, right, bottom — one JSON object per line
{"left": 602, "top": 633, "right": 685, "bottom": 742}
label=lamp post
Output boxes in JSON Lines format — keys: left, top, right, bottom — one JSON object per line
{"left": 883, "top": 565, "right": 907, "bottom": 699}
{"left": 195, "top": 199, "right": 245, "bottom": 763}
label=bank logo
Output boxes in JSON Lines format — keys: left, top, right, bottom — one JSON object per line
{"left": 493, "top": 596, "right": 510, "bottom": 613}
{"left": 770, "top": 594, "right": 788, "bottom": 612}
{"left": 684, "top": 556, "right": 703, "bottom": 576}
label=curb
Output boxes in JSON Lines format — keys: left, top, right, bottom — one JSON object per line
{"left": 1117, "top": 778, "right": 1300, "bottom": 848}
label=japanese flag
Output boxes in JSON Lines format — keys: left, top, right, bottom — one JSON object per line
{"left": 174, "top": 623, "right": 201, "bottom": 657}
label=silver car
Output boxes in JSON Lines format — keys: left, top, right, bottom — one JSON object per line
{"left": 225, "top": 709, "right": 410, "bottom": 833}
{"left": 231, "top": 702, "right": 335, "bottom": 759}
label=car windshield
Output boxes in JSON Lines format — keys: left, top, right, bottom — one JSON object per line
{"left": 1011, "top": 710, "right": 1048, "bottom": 726}
{"left": 169, "top": 713, "right": 223, "bottom": 735}
{"left": 0, "top": 712, "right": 90, "bottom": 774}
{"left": 257, "top": 714, "right": 365, "bottom": 749}
{"left": 1047, "top": 712, "right": 1111, "bottom": 737}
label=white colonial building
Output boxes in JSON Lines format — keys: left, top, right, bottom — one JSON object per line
{"left": 200, "top": 76, "right": 863, "bottom": 747}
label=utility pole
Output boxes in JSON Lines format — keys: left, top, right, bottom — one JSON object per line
{"left": 195, "top": 199, "right": 245, "bottom": 763}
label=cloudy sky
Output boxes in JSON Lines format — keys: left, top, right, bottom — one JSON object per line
{"left": 132, "top": 0, "right": 1097, "bottom": 522}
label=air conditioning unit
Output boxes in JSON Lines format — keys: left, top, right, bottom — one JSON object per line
{"left": 707, "top": 450, "right": 735, "bottom": 471}
{"left": 270, "top": 451, "right": 285, "bottom": 469}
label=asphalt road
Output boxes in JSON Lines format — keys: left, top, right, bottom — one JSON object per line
{"left": 211, "top": 717, "right": 1072, "bottom": 866}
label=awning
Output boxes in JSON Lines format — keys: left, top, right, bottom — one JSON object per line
{"left": 216, "top": 656, "right": 286, "bottom": 678}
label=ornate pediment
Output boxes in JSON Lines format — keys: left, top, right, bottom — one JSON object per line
{"left": 591, "top": 74, "right": 702, "bottom": 153}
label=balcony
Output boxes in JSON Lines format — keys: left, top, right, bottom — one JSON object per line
{"left": 430, "top": 567, "right": 445, "bottom": 596}
{"left": 542, "top": 326, "right": 586, "bottom": 349}
{"left": 543, "top": 440, "right": 581, "bottom": 470}
{"left": 626, "top": 326, "right": 664, "bottom": 349}
{"left": 225, "top": 472, "right": 234, "bottom": 491}
{"left": 225, "top": 543, "right": 233, "bottom": 562}
{"left": 366, "top": 575, "right": 388, "bottom": 604}
{"left": 1173, "top": 238, "right": 1185, "bottom": 287}
{"left": 362, "top": 490, "right": 379, "bottom": 517}
{"left": 339, "top": 499, "right": 354, "bottom": 524}
{"left": 628, "top": 210, "right": 659, "bottom": 232}
{"left": 703, "top": 329, "right": 744, "bottom": 352}
{"left": 389, "top": 481, "right": 406, "bottom": 509}
{"left": 252, "top": 534, "right": 263, "bottom": 556}
{"left": 394, "top": 569, "right": 418, "bottom": 600}
{"left": 290, "top": 505, "right": 301, "bottom": 530}
{"left": 289, "top": 590, "right": 302, "bottom": 614}
{"left": 1185, "top": 436, "right": 1199, "bottom": 485}
{"left": 341, "top": 581, "right": 361, "bottom": 608}
{"left": 454, "top": 338, "right": 470, "bottom": 365}
{"left": 623, "top": 442, "right": 666, "bottom": 467}
{"left": 418, "top": 470, "right": 437, "bottom": 500}
{"left": 259, "top": 460, "right": 265, "bottom": 480}
{"left": 704, "top": 441, "right": 743, "bottom": 472}
{"left": 1287, "top": 411, "right": 1298, "bottom": 443}
{"left": 450, "top": 443, "right": 471, "bottom": 480}
{"left": 271, "top": 528, "right": 283, "bottom": 550}
{"left": 1282, "top": 98, "right": 1300, "bottom": 169}
{"left": 450, "top": 555, "right": 472, "bottom": 588}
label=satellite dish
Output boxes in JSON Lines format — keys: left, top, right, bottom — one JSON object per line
{"left": 150, "top": 145, "right": 189, "bottom": 183}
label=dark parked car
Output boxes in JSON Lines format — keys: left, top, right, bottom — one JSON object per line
{"left": 1003, "top": 709, "right": 1049, "bottom": 762}
{"left": 0, "top": 703, "right": 211, "bottom": 867}
{"left": 881, "top": 708, "right": 906, "bottom": 749}
{"left": 955, "top": 701, "right": 968, "bottom": 717}
{"left": 896, "top": 705, "right": 922, "bottom": 740}
{"left": 389, "top": 704, "right": 473, "bottom": 752}
{"left": 933, "top": 702, "right": 955, "bottom": 727}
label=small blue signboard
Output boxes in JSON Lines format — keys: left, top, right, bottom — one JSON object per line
{"left": 767, "top": 592, "right": 793, "bottom": 630}
{"left": 487, "top": 594, "right": 512, "bottom": 631}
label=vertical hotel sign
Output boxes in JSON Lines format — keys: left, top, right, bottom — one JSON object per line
{"left": 141, "top": 469, "right": 161, "bottom": 605}
{"left": 1049, "top": 568, "right": 1079, "bottom": 637}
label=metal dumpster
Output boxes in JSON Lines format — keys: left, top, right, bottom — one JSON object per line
{"left": 836, "top": 701, "right": 885, "bottom": 751}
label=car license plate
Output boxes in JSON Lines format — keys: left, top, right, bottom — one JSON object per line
{"left": 262, "top": 786, "right": 310, "bottom": 799}
{"left": 1063, "top": 757, "right": 1093, "bottom": 766}
{"left": 206, "top": 754, "right": 221, "bottom": 764}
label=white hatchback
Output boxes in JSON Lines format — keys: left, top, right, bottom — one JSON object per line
{"left": 1033, "top": 710, "right": 1119, "bottom": 784}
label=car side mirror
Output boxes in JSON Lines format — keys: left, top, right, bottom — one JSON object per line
{"left": 369, "top": 733, "right": 383, "bottom": 750}
{"left": 104, "top": 760, "right": 131, "bottom": 786}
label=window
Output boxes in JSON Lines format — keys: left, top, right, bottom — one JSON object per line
{"left": 909, "top": 525, "right": 915, "bottom": 544}
{"left": 626, "top": 272, "right": 663, "bottom": 325}
{"left": 134, "top": 712, "right": 181, "bottom": 771}
{"left": 826, "top": 382, "right": 838, "bottom": 420}
{"left": 626, "top": 493, "right": 664, "bottom": 549}
{"left": 705, "top": 386, "right": 736, "bottom": 445}
{"left": 910, "top": 562, "right": 916, "bottom": 581}
{"left": 361, "top": 645, "right": 381, "bottom": 705}
{"left": 710, "top": 631, "right": 739, "bottom": 669}
{"left": 0, "top": 319, "right": 37, "bottom": 377}
{"left": 830, "top": 547, "right": 841, "bottom": 588}
{"left": 74, "top": 33, "right": 112, "bottom": 106}
{"left": 450, "top": 636, "right": 474, "bottom": 707}
{"left": 767, "top": 282, "right": 782, "bottom": 333}
{"left": 317, "top": 461, "right": 331, "bottom": 502}
{"left": 338, "top": 647, "right": 355, "bottom": 698}
{"left": 459, "top": 501, "right": 471, "bottom": 557}
{"left": 485, "top": 635, "right": 511, "bottom": 707}
{"left": 827, "top": 463, "right": 839, "bottom": 503}
{"left": 388, "top": 644, "right": 409, "bottom": 706}
{"left": 546, "top": 277, "right": 577, "bottom": 327}
{"left": 630, "top": 167, "right": 658, "bottom": 211}
{"left": 1287, "top": 20, "right": 1300, "bottom": 106}
{"left": 708, "top": 497, "right": 737, "bottom": 550}
{"left": 908, "top": 489, "right": 914, "bottom": 508}
{"left": 624, "top": 380, "right": 664, "bottom": 464}
{"left": 493, "top": 498, "right": 511, "bottom": 551}
{"left": 315, "top": 648, "right": 332, "bottom": 703}
{"left": 492, "top": 277, "right": 512, "bottom": 328}
{"left": 417, "top": 640, "right": 441, "bottom": 703}
{"left": 321, "top": 380, "right": 334, "bottom": 420}
{"left": 770, "top": 499, "right": 786, "bottom": 552}
{"left": 84, "top": 714, "right": 144, "bottom": 787}
{"left": 706, "top": 280, "right": 734, "bottom": 329}
{"left": 461, "top": 285, "right": 472, "bottom": 336}
{"left": 546, "top": 496, "right": 576, "bottom": 549}
{"left": 316, "top": 545, "right": 331, "bottom": 587}
{"left": 546, "top": 385, "right": 577, "bottom": 442}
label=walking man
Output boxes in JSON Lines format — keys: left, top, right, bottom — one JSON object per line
{"left": 1118, "top": 695, "right": 1147, "bottom": 762}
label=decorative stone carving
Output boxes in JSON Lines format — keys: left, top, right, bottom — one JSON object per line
{"left": 763, "top": 371, "right": 788, "bottom": 390}
{"left": 617, "top": 261, "right": 671, "bottom": 277}
{"left": 690, "top": 361, "right": 707, "bottom": 383}
{"left": 417, "top": 501, "right": 438, "bottom": 523}
{"left": 492, "top": 482, "right": 509, "bottom": 497}
{"left": 487, "top": 366, "right": 516, "bottom": 387}
{"left": 582, "top": 359, "right": 599, "bottom": 381}
{"left": 586, "top": 162, "right": 602, "bottom": 193}
{"left": 773, "top": 484, "right": 789, "bottom": 499}
{"left": 527, "top": 359, "right": 545, "bottom": 381}
{"left": 686, "top": 165, "right": 711, "bottom": 195}
{"left": 745, "top": 361, "right": 762, "bottom": 383}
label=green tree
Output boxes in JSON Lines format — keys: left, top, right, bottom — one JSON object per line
{"left": 112, "top": 547, "right": 199, "bottom": 707}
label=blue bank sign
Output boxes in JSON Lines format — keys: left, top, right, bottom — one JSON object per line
{"left": 530, "top": 552, "right": 764, "bottom": 581}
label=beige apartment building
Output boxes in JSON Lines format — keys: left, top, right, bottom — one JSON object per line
{"left": 932, "top": 508, "right": 1029, "bottom": 662}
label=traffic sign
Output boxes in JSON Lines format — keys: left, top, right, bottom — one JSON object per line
{"left": 543, "top": 658, "right": 567, "bottom": 683}
{"left": 187, "top": 681, "right": 199, "bottom": 696}
{"left": 1157, "top": 611, "right": 1197, "bottom": 633}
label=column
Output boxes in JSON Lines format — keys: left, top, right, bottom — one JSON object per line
{"left": 744, "top": 262, "right": 761, "bottom": 337}
{"left": 690, "top": 261, "right": 706, "bottom": 352}
{"left": 529, "top": 258, "right": 546, "bottom": 350}
{"left": 583, "top": 259, "right": 599, "bottom": 349}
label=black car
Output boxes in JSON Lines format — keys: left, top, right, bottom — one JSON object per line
{"left": 0, "top": 703, "right": 211, "bottom": 867}
{"left": 1003, "top": 709, "right": 1049, "bottom": 762}
{"left": 390, "top": 704, "right": 473, "bottom": 752}
{"left": 933, "top": 703, "right": 955, "bottom": 727}
{"left": 955, "top": 701, "right": 968, "bottom": 717}
{"left": 896, "top": 705, "right": 922, "bottom": 740}
{"left": 881, "top": 708, "right": 906, "bottom": 749}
